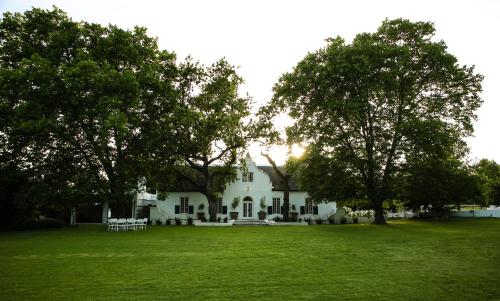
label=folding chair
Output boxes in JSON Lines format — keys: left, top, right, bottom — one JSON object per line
{"left": 117, "top": 218, "right": 127, "bottom": 231}
{"left": 126, "top": 218, "right": 136, "bottom": 231}
{"left": 107, "top": 218, "right": 118, "bottom": 232}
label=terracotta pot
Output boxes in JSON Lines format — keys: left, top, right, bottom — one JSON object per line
{"left": 290, "top": 212, "right": 298, "bottom": 222}
{"left": 258, "top": 211, "right": 266, "bottom": 220}
{"left": 230, "top": 212, "right": 239, "bottom": 220}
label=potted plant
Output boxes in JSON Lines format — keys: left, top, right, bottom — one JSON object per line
{"left": 197, "top": 203, "right": 205, "bottom": 221}
{"left": 230, "top": 197, "right": 240, "bottom": 220}
{"left": 258, "top": 197, "right": 267, "bottom": 220}
{"left": 290, "top": 204, "right": 298, "bottom": 222}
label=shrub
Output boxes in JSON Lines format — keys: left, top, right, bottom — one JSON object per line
{"left": 201, "top": 216, "right": 207, "bottom": 222}
{"left": 166, "top": 219, "right": 172, "bottom": 225}
{"left": 198, "top": 204, "right": 204, "bottom": 211}
{"left": 231, "top": 197, "right": 240, "bottom": 210}
{"left": 304, "top": 217, "right": 312, "bottom": 225}
{"left": 156, "top": 219, "right": 162, "bottom": 225}
{"left": 328, "top": 217, "right": 335, "bottom": 224}
{"left": 340, "top": 217, "right": 347, "bottom": 224}
{"left": 353, "top": 216, "right": 359, "bottom": 224}
{"left": 223, "top": 217, "right": 228, "bottom": 223}
{"left": 273, "top": 216, "right": 283, "bottom": 222}
{"left": 187, "top": 216, "right": 193, "bottom": 225}
{"left": 217, "top": 217, "right": 221, "bottom": 223}
{"left": 316, "top": 218, "right": 322, "bottom": 225}
{"left": 298, "top": 218, "right": 302, "bottom": 222}
{"left": 175, "top": 217, "right": 181, "bottom": 225}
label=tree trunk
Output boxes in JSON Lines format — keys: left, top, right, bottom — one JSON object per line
{"left": 206, "top": 193, "right": 218, "bottom": 222}
{"left": 70, "top": 207, "right": 77, "bottom": 225}
{"left": 283, "top": 189, "right": 290, "bottom": 222}
{"left": 373, "top": 200, "right": 386, "bottom": 225}
{"left": 101, "top": 200, "right": 109, "bottom": 224}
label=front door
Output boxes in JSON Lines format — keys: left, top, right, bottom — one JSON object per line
{"left": 242, "top": 197, "right": 253, "bottom": 219}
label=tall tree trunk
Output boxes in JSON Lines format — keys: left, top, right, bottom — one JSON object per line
{"left": 373, "top": 199, "right": 386, "bottom": 225}
{"left": 283, "top": 189, "right": 290, "bottom": 222}
{"left": 101, "top": 200, "right": 109, "bottom": 224}
{"left": 207, "top": 193, "right": 218, "bottom": 222}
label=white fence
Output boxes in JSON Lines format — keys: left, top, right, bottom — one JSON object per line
{"left": 450, "top": 209, "right": 500, "bottom": 218}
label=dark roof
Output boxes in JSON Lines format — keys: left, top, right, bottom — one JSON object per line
{"left": 257, "top": 166, "right": 299, "bottom": 191}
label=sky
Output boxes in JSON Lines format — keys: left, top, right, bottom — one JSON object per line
{"left": 1, "top": 0, "right": 499, "bottom": 165}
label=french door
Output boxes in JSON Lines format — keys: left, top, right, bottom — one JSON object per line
{"left": 243, "top": 200, "right": 253, "bottom": 218}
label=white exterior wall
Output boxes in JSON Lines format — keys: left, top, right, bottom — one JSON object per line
{"left": 450, "top": 210, "right": 500, "bottom": 218}
{"left": 141, "top": 156, "right": 337, "bottom": 222}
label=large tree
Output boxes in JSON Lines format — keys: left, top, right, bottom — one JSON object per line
{"left": 0, "top": 7, "right": 178, "bottom": 222}
{"left": 147, "top": 58, "right": 254, "bottom": 222}
{"left": 475, "top": 159, "right": 500, "bottom": 206}
{"left": 402, "top": 156, "right": 481, "bottom": 213}
{"left": 268, "top": 19, "right": 483, "bottom": 224}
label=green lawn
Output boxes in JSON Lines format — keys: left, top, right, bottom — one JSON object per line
{"left": 1, "top": 219, "right": 499, "bottom": 301}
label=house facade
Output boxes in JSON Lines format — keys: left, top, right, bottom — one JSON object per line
{"left": 137, "top": 155, "right": 337, "bottom": 224}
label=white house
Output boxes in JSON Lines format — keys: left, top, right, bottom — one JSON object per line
{"left": 137, "top": 155, "right": 337, "bottom": 224}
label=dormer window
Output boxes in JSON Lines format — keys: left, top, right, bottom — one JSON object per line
{"left": 242, "top": 172, "right": 254, "bottom": 182}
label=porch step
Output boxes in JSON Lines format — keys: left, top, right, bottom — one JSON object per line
{"left": 233, "top": 219, "right": 269, "bottom": 226}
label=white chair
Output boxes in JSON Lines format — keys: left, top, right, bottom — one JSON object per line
{"left": 117, "top": 218, "right": 127, "bottom": 231}
{"left": 107, "top": 218, "right": 118, "bottom": 232}
{"left": 126, "top": 218, "right": 136, "bottom": 231}
{"left": 135, "top": 218, "right": 145, "bottom": 230}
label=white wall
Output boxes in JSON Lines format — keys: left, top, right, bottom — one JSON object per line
{"left": 450, "top": 210, "right": 500, "bottom": 218}
{"left": 141, "top": 156, "right": 337, "bottom": 221}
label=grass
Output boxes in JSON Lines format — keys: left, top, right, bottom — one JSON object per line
{"left": 1, "top": 219, "right": 499, "bottom": 301}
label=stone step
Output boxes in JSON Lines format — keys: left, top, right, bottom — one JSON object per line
{"left": 233, "top": 219, "right": 268, "bottom": 226}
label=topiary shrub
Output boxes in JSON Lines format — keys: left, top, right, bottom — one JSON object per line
{"left": 340, "top": 217, "right": 347, "bottom": 224}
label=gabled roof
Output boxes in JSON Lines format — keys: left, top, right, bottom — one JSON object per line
{"left": 166, "top": 165, "right": 300, "bottom": 192}
{"left": 257, "top": 166, "right": 299, "bottom": 191}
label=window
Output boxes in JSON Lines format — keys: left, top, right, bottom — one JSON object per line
{"left": 180, "top": 197, "right": 189, "bottom": 213}
{"left": 272, "top": 197, "right": 281, "bottom": 214}
{"left": 216, "top": 197, "right": 223, "bottom": 214}
{"left": 305, "top": 198, "right": 314, "bottom": 214}
{"left": 242, "top": 172, "right": 254, "bottom": 182}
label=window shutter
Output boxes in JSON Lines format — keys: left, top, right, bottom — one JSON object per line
{"left": 175, "top": 205, "right": 180, "bottom": 214}
{"left": 188, "top": 205, "right": 194, "bottom": 214}
{"left": 300, "top": 206, "right": 305, "bottom": 215}
{"left": 267, "top": 206, "right": 273, "bottom": 215}
{"left": 280, "top": 206, "right": 284, "bottom": 214}
{"left": 313, "top": 206, "right": 319, "bottom": 215}
{"left": 222, "top": 206, "right": 227, "bottom": 214}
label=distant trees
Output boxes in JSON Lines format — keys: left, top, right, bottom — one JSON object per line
{"left": 401, "top": 156, "right": 481, "bottom": 212}
{"left": 266, "top": 19, "right": 483, "bottom": 223}
{"left": 475, "top": 159, "right": 500, "bottom": 207}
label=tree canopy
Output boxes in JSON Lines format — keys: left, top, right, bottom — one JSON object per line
{"left": 146, "top": 58, "right": 254, "bottom": 222}
{"left": 0, "top": 7, "right": 178, "bottom": 221}
{"left": 268, "top": 19, "right": 483, "bottom": 223}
